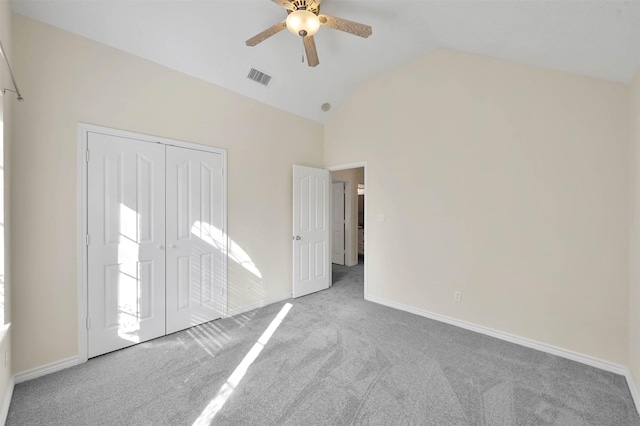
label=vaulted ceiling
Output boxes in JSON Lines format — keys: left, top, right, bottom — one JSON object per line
{"left": 12, "top": 0, "right": 640, "bottom": 124}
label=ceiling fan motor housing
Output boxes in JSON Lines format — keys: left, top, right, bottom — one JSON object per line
{"left": 290, "top": 0, "right": 320, "bottom": 15}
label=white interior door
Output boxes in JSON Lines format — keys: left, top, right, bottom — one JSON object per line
{"left": 332, "top": 182, "right": 345, "bottom": 265}
{"left": 87, "top": 132, "right": 166, "bottom": 358}
{"left": 165, "top": 146, "right": 225, "bottom": 334}
{"left": 293, "top": 165, "right": 330, "bottom": 298}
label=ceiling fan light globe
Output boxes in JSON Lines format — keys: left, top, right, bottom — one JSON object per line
{"left": 286, "top": 10, "right": 320, "bottom": 37}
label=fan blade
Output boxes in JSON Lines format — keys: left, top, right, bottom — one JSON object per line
{"left": 318, "top": 14, "right": 372, "bottom": 38}
{"left": 246, "top": 21, "right": 287, "bottom": 46}
{"left": 303, "top": 35, "right": 319, "bottom": 67}
{"left": 271, "top": 0, "right": 295, "bottom": 12}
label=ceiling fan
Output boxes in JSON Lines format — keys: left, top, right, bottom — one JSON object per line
{"left": 246, "top": 0, "right": 372, "bottom": 67}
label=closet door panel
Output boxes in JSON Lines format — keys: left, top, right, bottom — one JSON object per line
{"left": 166, "top": 146, "right": 224, "bottom": 334}
{"left": 87, "top": 132, "right": 166, "bottom": 358}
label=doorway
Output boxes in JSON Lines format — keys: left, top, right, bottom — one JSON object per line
{"left": 328, "top": 163, "right": 367, "bottom": 298}
{"left": 331, "top": 181, "right": 346, "bottom": 266}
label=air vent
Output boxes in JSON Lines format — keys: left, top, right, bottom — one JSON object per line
{"left": 247, "top": 68, "right": 272, "bottom": 86}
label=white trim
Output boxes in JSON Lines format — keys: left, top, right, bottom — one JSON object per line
{"left": 327, "top": 161, "right": 367, "bottom": 172}
{"left": 77, "top": 125, "right": 89, "bottom": 364}
{"left": 77, "top": 123, "right": 228, "bottom": 359}
{"left": 226, "top": 294, "right": 291, "bottom": 318}
{"left": 366, "top": 295, "right": 629, "bottom": 375}
{"left": 0, "top": 377, "right": 14, "bottom": 425}
{"left": 326, "top": 162, "right": 368, "bottom": 296}
{"left": 14, "top": 356, "right": 80, "bottom": 384}
{"left": 78, "top": 123, "right": 227, "bottom": 153}
{"left": 368, "top": 294, "right": 640, "bottom": 417}
{"left": 221, "top": 147, "right": 228, "bottom": 319}
{"left": 626, "top": 372, "right": 640, "bottom": 414}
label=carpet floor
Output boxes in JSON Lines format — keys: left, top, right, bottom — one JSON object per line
{"left": 6, "top": 261, "right": 640, "bottom": 425}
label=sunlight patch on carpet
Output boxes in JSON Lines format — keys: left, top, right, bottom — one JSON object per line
{"left": 192, "top": 302, "right": 293, "bottom": 426}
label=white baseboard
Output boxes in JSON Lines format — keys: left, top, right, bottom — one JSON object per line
{"left": 366, "top": 295, "right": 628, "bottom": 375}
{"left": 626, "top": 371, "right": 640, "bottom": 414}
{"left": 366, "top": 295, "right": 637, "bottom": 379}
{"left": 10, "top": 296, "right": 289, "bottom": 387}
{"left": 226, "top": 294, "right": 291, "bottom": 318}
{"left": 0, "top": 377, "right": 14, "bottom": 426}
{"left": 14, "top": 356, "right": 79, "bottom": 384}
{"left": 367, "top": 295, "right": 640, "bottom": 416}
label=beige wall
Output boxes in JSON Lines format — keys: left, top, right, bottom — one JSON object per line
{"left": 10, "top": 14, "right": 323, "bottom": 374}
{"left": 0, "top": 0, "right": 13, "bottom": 411}
{"left": 331, "top": 168, "right": 364, "bottom": 266}
{"left": 630, "top": 67, "right": 640, "bottom": 395}
{"left": 5, "top": 12, "right": 639, "bottom": 393}
{"left": 325, "top": 49, "right": 631, "bottom": 365}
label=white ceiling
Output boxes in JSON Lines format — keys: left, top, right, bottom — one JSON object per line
{"left": 11, "top": 0, "right": 640, "bottom": 124}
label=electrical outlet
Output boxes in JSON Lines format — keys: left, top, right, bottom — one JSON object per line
{"left": 454, "top": 291, "right": 462, "bottom": 303}
{"left": 376, "top": 214, "right": 385, "bottom": 222}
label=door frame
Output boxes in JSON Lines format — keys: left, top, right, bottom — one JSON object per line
{"left": 331, "top": 179, "right": 349, "bottom": 266}
{"left": 326, "top": 162, "right": 368, "bottom": 298}
{"left": 77, "top": 123, "right": 228, "bottom": 364}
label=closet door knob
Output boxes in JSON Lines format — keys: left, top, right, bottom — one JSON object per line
{"left": 157, "top": 245, "right": 164, "bottom": 250}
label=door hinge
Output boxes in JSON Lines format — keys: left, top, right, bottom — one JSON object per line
{"left": 86, "top": 150, "right": 90, "bottom": 162}
{"left": 220, "top": 168, "right": 224, "bottom": 176}
{"left": 86, "top": 317, "right": 91, "bottom": 330}
{"left": 86, "top": 234, "right": 90, "bottom": 245}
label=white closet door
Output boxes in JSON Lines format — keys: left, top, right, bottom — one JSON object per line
{"left": 87, "top": 132, "right": 166, "bottom": 358}
{"left": 166, "top": 146, "right": 224, "bottom": 334}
